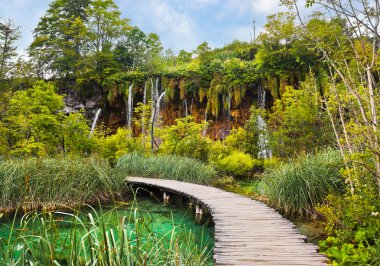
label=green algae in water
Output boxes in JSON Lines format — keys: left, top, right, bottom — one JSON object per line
{"left": 0, "top": 198, "right": 214, "bottom": 265}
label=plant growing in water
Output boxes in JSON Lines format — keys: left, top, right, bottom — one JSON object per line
{"left": 0, "top": 199, "right": 213, "bottom": 265}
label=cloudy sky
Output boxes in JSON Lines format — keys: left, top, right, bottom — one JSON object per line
{"left": 0, "top": 0, "right": 295, "bottom": 54}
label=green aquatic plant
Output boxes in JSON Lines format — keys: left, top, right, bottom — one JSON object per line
{"left": 0, "top": 156, "right": 126, "bottom": 212}
{"left": 115, "top": 153, "right": 216, "bottom": 185}
{"left": 0, "top": 200, "right": 213, "bottom": 265}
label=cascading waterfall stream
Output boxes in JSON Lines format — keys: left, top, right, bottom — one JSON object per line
{"left": 154, "top": 77, "right": 160, "bottom": 122}
{"left": 227, "top": 92, "right": 231, "bottom": 121}
{"left": 151, "top": 91, "right": 166, "bottom": 153}
{"left": 257, "top": 85, "right": 272, "bottom": 158}
{"left": 126, "top": 83, "right": 134, "bottom": 132}
{"left": 184, "top": 98, "right": 188, "bottom": 117}
{"left": 89, "top": 108, "right": 101, "bottom": 136}
{"left": 143, "top": 81, "right": 147, "bottom": 105}
{"left": 141, "top": 81, "right": 147, "bottom": 137}
{"left": 202, "top": 105, "right": 208, "bottom": 137}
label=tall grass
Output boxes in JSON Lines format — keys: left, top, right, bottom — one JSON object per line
{"left": 0, "top": 157, "right": 126, "bottom": 212}
{"left": 115, "top": 153, "right": 216, "bottom": 185}
{"left": 262, "top": 149, "right": 344, "bottom": 216}
{"left": 0, "top": 203, "right": 213, "bottom": 265}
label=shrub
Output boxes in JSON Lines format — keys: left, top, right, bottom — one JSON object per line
{"left": 212, "top": 151, "right": 260, "bottom": 177}
{"left": 261, "top": 149, "right": 344, "bottom": 216}
{"left": 115, "top": 153, "right": 216, "bottom": 185}
{"left": 212, "top": 176, "right": 235, "bottom": 188}
{"left": 96, "top": 128, "right": 144, "bottom": 163}
{"left": 317, "top": 165, "right": 380, "bottom": 265}
{"left": 158, "top": 116, "right": 211, "bottom": 162}
{"left": 318, "top": 192, "right": 380, "bottom": 265}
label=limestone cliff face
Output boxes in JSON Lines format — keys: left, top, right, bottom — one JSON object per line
{"left": 61, "top": 81, "right": 273, "bottom": 140}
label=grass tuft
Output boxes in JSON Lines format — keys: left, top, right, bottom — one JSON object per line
{"left": 261, "top": 149, "right": 344, "bottom": 216}
{"left": 115, "top": 153, "right": 217, "bottom": 185}
{"left": 0, "top": 156, "right": 125, "bottom": 212}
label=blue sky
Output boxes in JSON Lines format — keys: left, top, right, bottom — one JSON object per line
{"left": 0, "top": 0, "right": 296, "bottom": 55}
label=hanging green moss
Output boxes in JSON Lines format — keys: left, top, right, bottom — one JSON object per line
{"left": 179, "top": 79, "right": 186, "bottom": 100}
{"left": 165, "top": 85, "right": 175, "bottom": 101}
{"left": 199, "top": 87, "right": 207, "bottom": 103}
{"left": 208, "top": 73, "right": 225, "bottom": 118}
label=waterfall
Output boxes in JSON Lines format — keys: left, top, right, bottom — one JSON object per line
{"left": 155, "top": 77, "right": 159, "bottom": 104}
{"left": 227, "top": 92, "right": 231, "bottom": 121}
{"left": 126, "top": 83, "right": 134, "bottom": 131}
{"left": 150, "top": 91, "right": 166, "bottom": 154}
{"left": 154, "top": 91, "right": 165, "bottom": 126}
{"left": 184, "top": 98, "right": 188, "bottom": 117}
{"left": 141, "top": 81, "right": 147, "bottom": 136}
{"left": 202, "top": 106, "right": 208, "bottom": 137}
{"left": 143, "top": 81, "right": 147, "bottom": 105}
{"left": 89, "top": 108, "right": 101, "bottom": 135}
{"left": 151, "top": 78, "right": 155, "bottom": 114}
{"left": 257, "top": 85, "right": 272, "bottom": 158}
{"left": 258, "top": 85, "right": 266, "bottom": 109}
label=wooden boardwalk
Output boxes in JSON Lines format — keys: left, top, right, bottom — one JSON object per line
{"left": 127, "top": 177, "right": 327, "bottom": 266}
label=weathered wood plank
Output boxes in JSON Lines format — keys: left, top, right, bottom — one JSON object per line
{"left": 127, "top": 177, "right": 327, "bottom": 266}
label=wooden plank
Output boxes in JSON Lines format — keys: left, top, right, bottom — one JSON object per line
{"left": 127, "top": 177, "right": 328, "bottom": 266}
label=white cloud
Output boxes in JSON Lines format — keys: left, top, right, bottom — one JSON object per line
{"left": 252, "top": 0, "right": 279, "bottom": 13}
{"left": 187, "top": 0, "right": 220, "bottom": 9}
{"left": 226, "top": 0, "right": 284, "bottom": 14}
{"left": 134, "top": 0, "right": 200, "bottom": 52}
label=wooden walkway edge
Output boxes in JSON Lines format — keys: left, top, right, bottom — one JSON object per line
{"left": 127, "top": 177, "right": 327, "bottom": 266}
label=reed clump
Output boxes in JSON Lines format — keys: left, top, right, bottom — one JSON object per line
{"left": 115, "top": 153, "right": 217, "bottom": 185}
{"left": 262, "top": 149, "right": 344, "bottom": 216}
{"left": 0, "top": 156, "right": 126, "bottom": 212}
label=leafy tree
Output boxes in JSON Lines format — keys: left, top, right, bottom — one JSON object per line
{"left": 267, "top": 80, "right": 331, "bottom": 157}
{"left": 158, "top": 116, "right": 211, "bottom": 161}
{"left": 29, "top": 0, "right": 90, "bottom": 78}
{"left": 224, "top": 127, "right": 258, "bottom": 157}
{"left": 177, "top": 49, "right": 192, "bottom": 65}
{"left": 255, "top": 12, "right": 319, "bottom": 97}
{"left": 114, "top": 27, "right": 162, "bottom": 72}
{"left": 96, "top": 128, "right": 144, "bottom": 162}
{"left": 4, "top": 81, "right": 64, "bottom": 155}
{"left": 61, "top": 112, "right": 93, "bottom": 154}
{"left": 0, "top": 19, "right": 20, "bottom": 82}
{"left": 114, "top": 26, "right": 147, "bottom": 70}
{"left": 86, "top": 0, "right": 129, "bottom": 53}
{"left": 194, "top": 41, "right": 211, "bottom": 64}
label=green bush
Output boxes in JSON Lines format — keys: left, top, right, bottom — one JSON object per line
{"left": 0, "top": 156, "right": 125, "bottom": 212}
{"left": 318, "top": 192, "right": 380, "bottom": 265}
{"left": 261, "top": 149, "right": 344, "bottom": 216}
{"left": 316, "top": 164, "right": 380, "bottom": 265}
{"left": 158, "top": 116, "right": 211, "bottom": 162}
{"left": 115, "top": 153, "right": 216, "bottom": 185}
{"left": 212, "top": 176, "right": 235, "bottom": 188}
{"left": 212, "top": 151, "right": 260, "bottom": 177}
{"left": 96, "top": 128, "right": 144, "bottom": 163}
